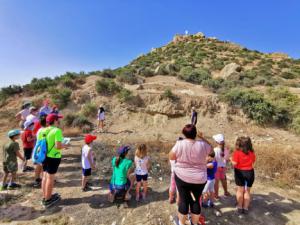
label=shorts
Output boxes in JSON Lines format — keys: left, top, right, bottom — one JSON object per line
{"left": 24, "top": 148, "right": 33, "bottom": 160}
{"left": 175, "top": 174, "right": 206, "bottom": 215}
{"left": 234, "top": 168, "right": 255, "bottom": 187}
{"left": 82, "top": 168, "right": 92, "bottom": 176}
{"left": 3, "top": 162, "right": 18, "bottom": 173}
{"left": 110, "top": 179, "right": 131, "bottom": 193}
{"left": 136, "top": 174, "right": 148, "bottom": 182}
{"left": 203, "top": 179, "right": 215, "bottom": 193}
{"left": 215, "top": 167, "right": 227, "bottom": 180}
{"left": 43, "top": 157, "right": 61, "bottom": 175}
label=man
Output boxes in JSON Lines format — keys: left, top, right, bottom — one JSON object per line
{"left": 41, "top": 113, "right": 67, "bottom": 208}
{"left": 191, "top": 107, "right": 198, "bottom": 126}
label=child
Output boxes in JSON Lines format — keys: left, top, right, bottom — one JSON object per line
{"left": 231, "top": 137, "right": 256, "bottom": 214}
{"left": 81, "top": 134, "right": 97, "bottom": 192}
{"left": 213, "top": 134, "right": 230, "bottom": 198}
{"left": 97, "top": 107, "right": 105, "bottom": 132}
{"left": 21, "top": 120, "right": 35, "bottom": 172}
{"left": 1, "top": 130, "right": 25, "bottom": 190}
{"left": 135, "top": 144, "right": 150, "bottom": 201}
{"left": 202, "top": 151, "right": 218, "bottom": 208}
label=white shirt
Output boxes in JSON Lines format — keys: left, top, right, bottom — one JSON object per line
{"left": 214, "top": 147, "right": 229, "bottom": 168}
{"left": 26, "top": 114, "right": 39, "bottom": 123}
{"left": 82, "top": 144, "right": 93, "bottom": 169}
{"left": 19, "top": 108, "right": 30, "bottom": 121}
{"left": 135, "top": 156, "right": 150, "bottom": 175}
{"left": 98, "top": 110, "right": 105, "bottom": 120}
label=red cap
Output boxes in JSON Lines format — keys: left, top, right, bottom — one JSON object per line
{"left": 85, "top": 134, "right": 97, "bottom": 144}
{"left": 46, "top": 113, "right": 63, "bottom": 124}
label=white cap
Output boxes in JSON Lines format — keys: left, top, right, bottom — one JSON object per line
{"left": 212, "top": 134, "right": 225, "bottom": 143}
{"left": 24, "top": 120, "right": 34, "bottom": 129}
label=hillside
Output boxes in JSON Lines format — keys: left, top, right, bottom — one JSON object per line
{"left": 1, "top": 33, "right": 300, "bottom": 225}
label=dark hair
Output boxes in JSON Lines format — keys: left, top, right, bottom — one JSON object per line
{"left": 99, "top": 107, "right": 105, "bottom": 113}
{"left": 220, "top": 142, "right": 225, "bottom": 157}
{"left": 40, "top": 115, "right": 47, "bottom": 127}
{"left": 182, "top": 124, "right": 197, "bottom": 139}
{"left": 115, "top": 152, "right": 127, "bottom": 168}
{"left": 236, "top": 136, "right": 254, "bottom": 155}
{"left": 208, "top": 151, "right": 215, "bottom": 158}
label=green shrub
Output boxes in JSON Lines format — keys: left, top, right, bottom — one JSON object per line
{"left": 138, "top": 67, "right": 155, "bottom": 77}
{"left": 117, "top": 89, "right": 133, "bottom": 102}
{"left": 280, "top": 72, "right": 296, "bottom": 79}
{"left": 62, "top": 114, "right": 77, "bottom": 127}
{"left": 291, "top": 111, "right": 300, "bottom": 134}
{"left": 95, "top": 79, "right": 121, "bottom": 95}
{"left": 267, "top": 87, "right": 299, "bottom": 111}
{"left": 222, "top": 89, "right": 275, "bottom": 125}
{"left": 178, "top": 67, "right": 210, "bottom": 84}
{"left": 116, "top": 71, "right": 138, "bottom": 85}
{"left": 202, "top": 79, "right": 223, "bottom": 92}
{"left": 24, "top": 77, "right": 57, "bottom": 93}
{"left": 72, "top": 114, "right": 93, "bottom": 129}
{"left": 49, "top": 88, "right": 72, "bottom": 109}
{"left": 82, "top": 103, "right": 97, "bottom": 117}
{"left": 161, "top": 89, "right": 178, "bottom": 101}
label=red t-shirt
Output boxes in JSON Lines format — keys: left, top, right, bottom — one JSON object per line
{"left": 21, "top": 129, "right": 35, "bottom": 149}
{"left": 232, "top": 150, "right": 256, "bottom": 170}
{"left": 33, "top": 121, "right": 41, "bottom": 135}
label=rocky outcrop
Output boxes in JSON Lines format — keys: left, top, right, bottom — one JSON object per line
{"left": 216, "top": 63, "right": 242, "bottom": 79}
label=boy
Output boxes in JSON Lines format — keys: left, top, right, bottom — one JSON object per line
{"left": 1, "top": 130, "right": 25, "bottom": 190}
{"left": 202, "top": 151, "right": 218, "bottom": 208}
{"left": 81, "top": 134, "right": 97, "bottom": 192}
{"left": 21, "top": 120, "right": 35, "bottom": 172}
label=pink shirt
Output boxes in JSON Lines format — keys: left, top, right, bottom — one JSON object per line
{"left": 172, "top": 139, "right": 211, "bottom": 184}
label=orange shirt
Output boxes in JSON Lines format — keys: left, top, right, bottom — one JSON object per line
{"left": 232, "top": 150, "right": 256, "bottom": 170}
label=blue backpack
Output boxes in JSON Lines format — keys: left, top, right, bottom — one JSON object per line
{"left": 32, "top": 128, "right": 55, "bottom": 164}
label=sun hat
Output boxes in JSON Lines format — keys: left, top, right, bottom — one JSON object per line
{"left": 213, "top": 134, "right": 225, "bottom": 143}
{"left": 24, "top": 120, "right": 34, "bottom": 129}
{"left": 29, "top": 106, "right": 37, "bottom": 113}
{"left": 85, "top": 134, "right": 97, "bottom": 144}
{"left": 117, "top": 146, "right": 131, "bottom": 155}
{"left": 46, "top": 113, "right": 63, "bottom": 124}
{"left": 7, "top": 129, "right": 21, "bottom": 138}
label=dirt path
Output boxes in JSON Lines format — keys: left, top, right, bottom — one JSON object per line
{"left": 1, "top": 137, "right": 300, "bottom": 225}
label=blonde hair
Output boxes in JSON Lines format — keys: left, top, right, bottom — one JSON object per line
{"left": 135, "top": 144, "right": 147, "bottom": 159}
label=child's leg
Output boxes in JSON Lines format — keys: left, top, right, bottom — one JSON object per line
{"left": 34, "top": 164, "right": 43, "bottom": 181}
{"left": 2, "top": 172, "right": 9, "bottom": 185}
{"left": 136, "top": 181, "right": 141, "bottom": 199}
{"left": 243, "top": 188, "right": 251, "bottom": 210}
{"left": 45, "top": 173, "right": 55, "bottom": 201}
{"left": 42, "top": 172, "right": 47, "bottom": 199}
{"left": 82, "top": 175, "right": 87, "bottom": 189}
{"left": 11, "top": 172, "right": 17, "bottom": 184}
{"left": 214, "top": 179, "right": 219, "bottom": 198}
{"left": 142, "top": 180, "right": 148, "bottom": 198}
{"left": 236, "top": 186, "right": 245, "bottom": 209}
{"left": 221, "top": 177, "right": 230, "bottom": 195}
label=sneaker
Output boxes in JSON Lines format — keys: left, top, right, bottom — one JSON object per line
{"left": 208, "top": 200, "right": 214, "bottom": 208}
{"left": 43, "top": 195, "right": 61, "bottom": 208}
{"left": 82, "top": 186, "right": 92, "bottom": 192}
{"left": 33, "top": 178, "right": 42, "bottom": 188}
{"left": 0, "top": 184, "right": 8, "bottom": 191}
{"left": 41, "top": 193, "right": 61, "bottom": 205}
{"left": 236, "top": 208, "right": 243, "bottom": 214}
{"left": 141, "top": 193, "right": 146, "bottom": 201}
{"left": 8, "top": 183, "right": 21, "bottom": 190}
{"left": 202, "top": 202, "right": 209, "bottom": 208}
{"left": 243, "top": 209, "right": 249, "bottom": 215}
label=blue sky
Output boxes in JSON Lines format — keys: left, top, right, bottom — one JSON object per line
{"left": 0, "top": 0, "right": 299, "bottom": 87}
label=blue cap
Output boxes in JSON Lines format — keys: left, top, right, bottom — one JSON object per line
{"left": 7, "top": 129, "right": 21, "bottom": 138}
{"left": 39, "top": 111, "right": 48, "bottom": 117}
{"left": 117, "top": 146, "right": 131, "bottom": 155}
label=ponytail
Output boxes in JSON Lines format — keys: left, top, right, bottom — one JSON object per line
{"left": 115, "top": 153, "right": 125, "bottom": 167}
{"left": 220, "top": 142, "right": 225, "bottom": 156}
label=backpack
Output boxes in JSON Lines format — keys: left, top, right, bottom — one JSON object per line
{"left": 32, "top": 128, "right": 55, "bottom": 164}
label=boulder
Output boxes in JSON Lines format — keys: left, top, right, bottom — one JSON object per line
{"left": 217, "top": 63, "right": 242, "bottom": 79}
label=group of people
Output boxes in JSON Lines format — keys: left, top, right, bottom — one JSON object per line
{"left": 168, "top": 124, "right": 256, "bottom": 225}
{"left": 1, "top": 103, "right": 256, "bottom": 224}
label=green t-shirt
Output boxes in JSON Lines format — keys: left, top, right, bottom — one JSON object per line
{"left": 3, "top": 140, "right": 20, "bottom": 164}
{"left": 110, "top": 157, "right": 133, "bottom": 186}
{"left": 42, "top": 126, "right": 63, "bottom": 159}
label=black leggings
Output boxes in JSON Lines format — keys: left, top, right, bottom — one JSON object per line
{"left": 175, "top": 174, "right": 206, "bottom": 215}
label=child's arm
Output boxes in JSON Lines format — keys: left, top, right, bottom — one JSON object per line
{"left": 16, "top": 150, "right": 25, "bottom": 162}
{"left": 207, "top": 162, "right": 214, "bottom": 169}
{"left": 87, "top": 150, "right": 95, "bottom": 169}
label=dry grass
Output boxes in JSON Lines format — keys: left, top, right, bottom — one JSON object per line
{"left": 62, "top": 127, "right": 82, "bottom": 137}
{"left": 255, "top": 145, "right": 300, "bottom": 188}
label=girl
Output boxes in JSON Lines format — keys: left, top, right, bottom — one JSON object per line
{"left": 231, "top": 137, "right": 256, "bottom": 214}
{"left": 109, "top": 146, "right": 134, "bottom": 203}
{"left": 97, "top": 107, "right": 105, "bottom": 132}
{"left": 135, "top": 144, "right": 150, "bottom": 201}
{"left": 213, "top": 134, "right": 230, "bottom": 198}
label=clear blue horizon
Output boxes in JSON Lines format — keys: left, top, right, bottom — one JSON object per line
{"left": 0, "top": 0, "right": 299, "bottom": 87}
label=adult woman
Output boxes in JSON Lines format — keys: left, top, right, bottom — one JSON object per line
{"left": 231, "top": 137, "right": 256, "bottom": 214}
{"left": 169, "top": 124, "right": 212, "bottom": 225}
{"left": 109, "top": 146, "right": 134, "bottom": 202}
